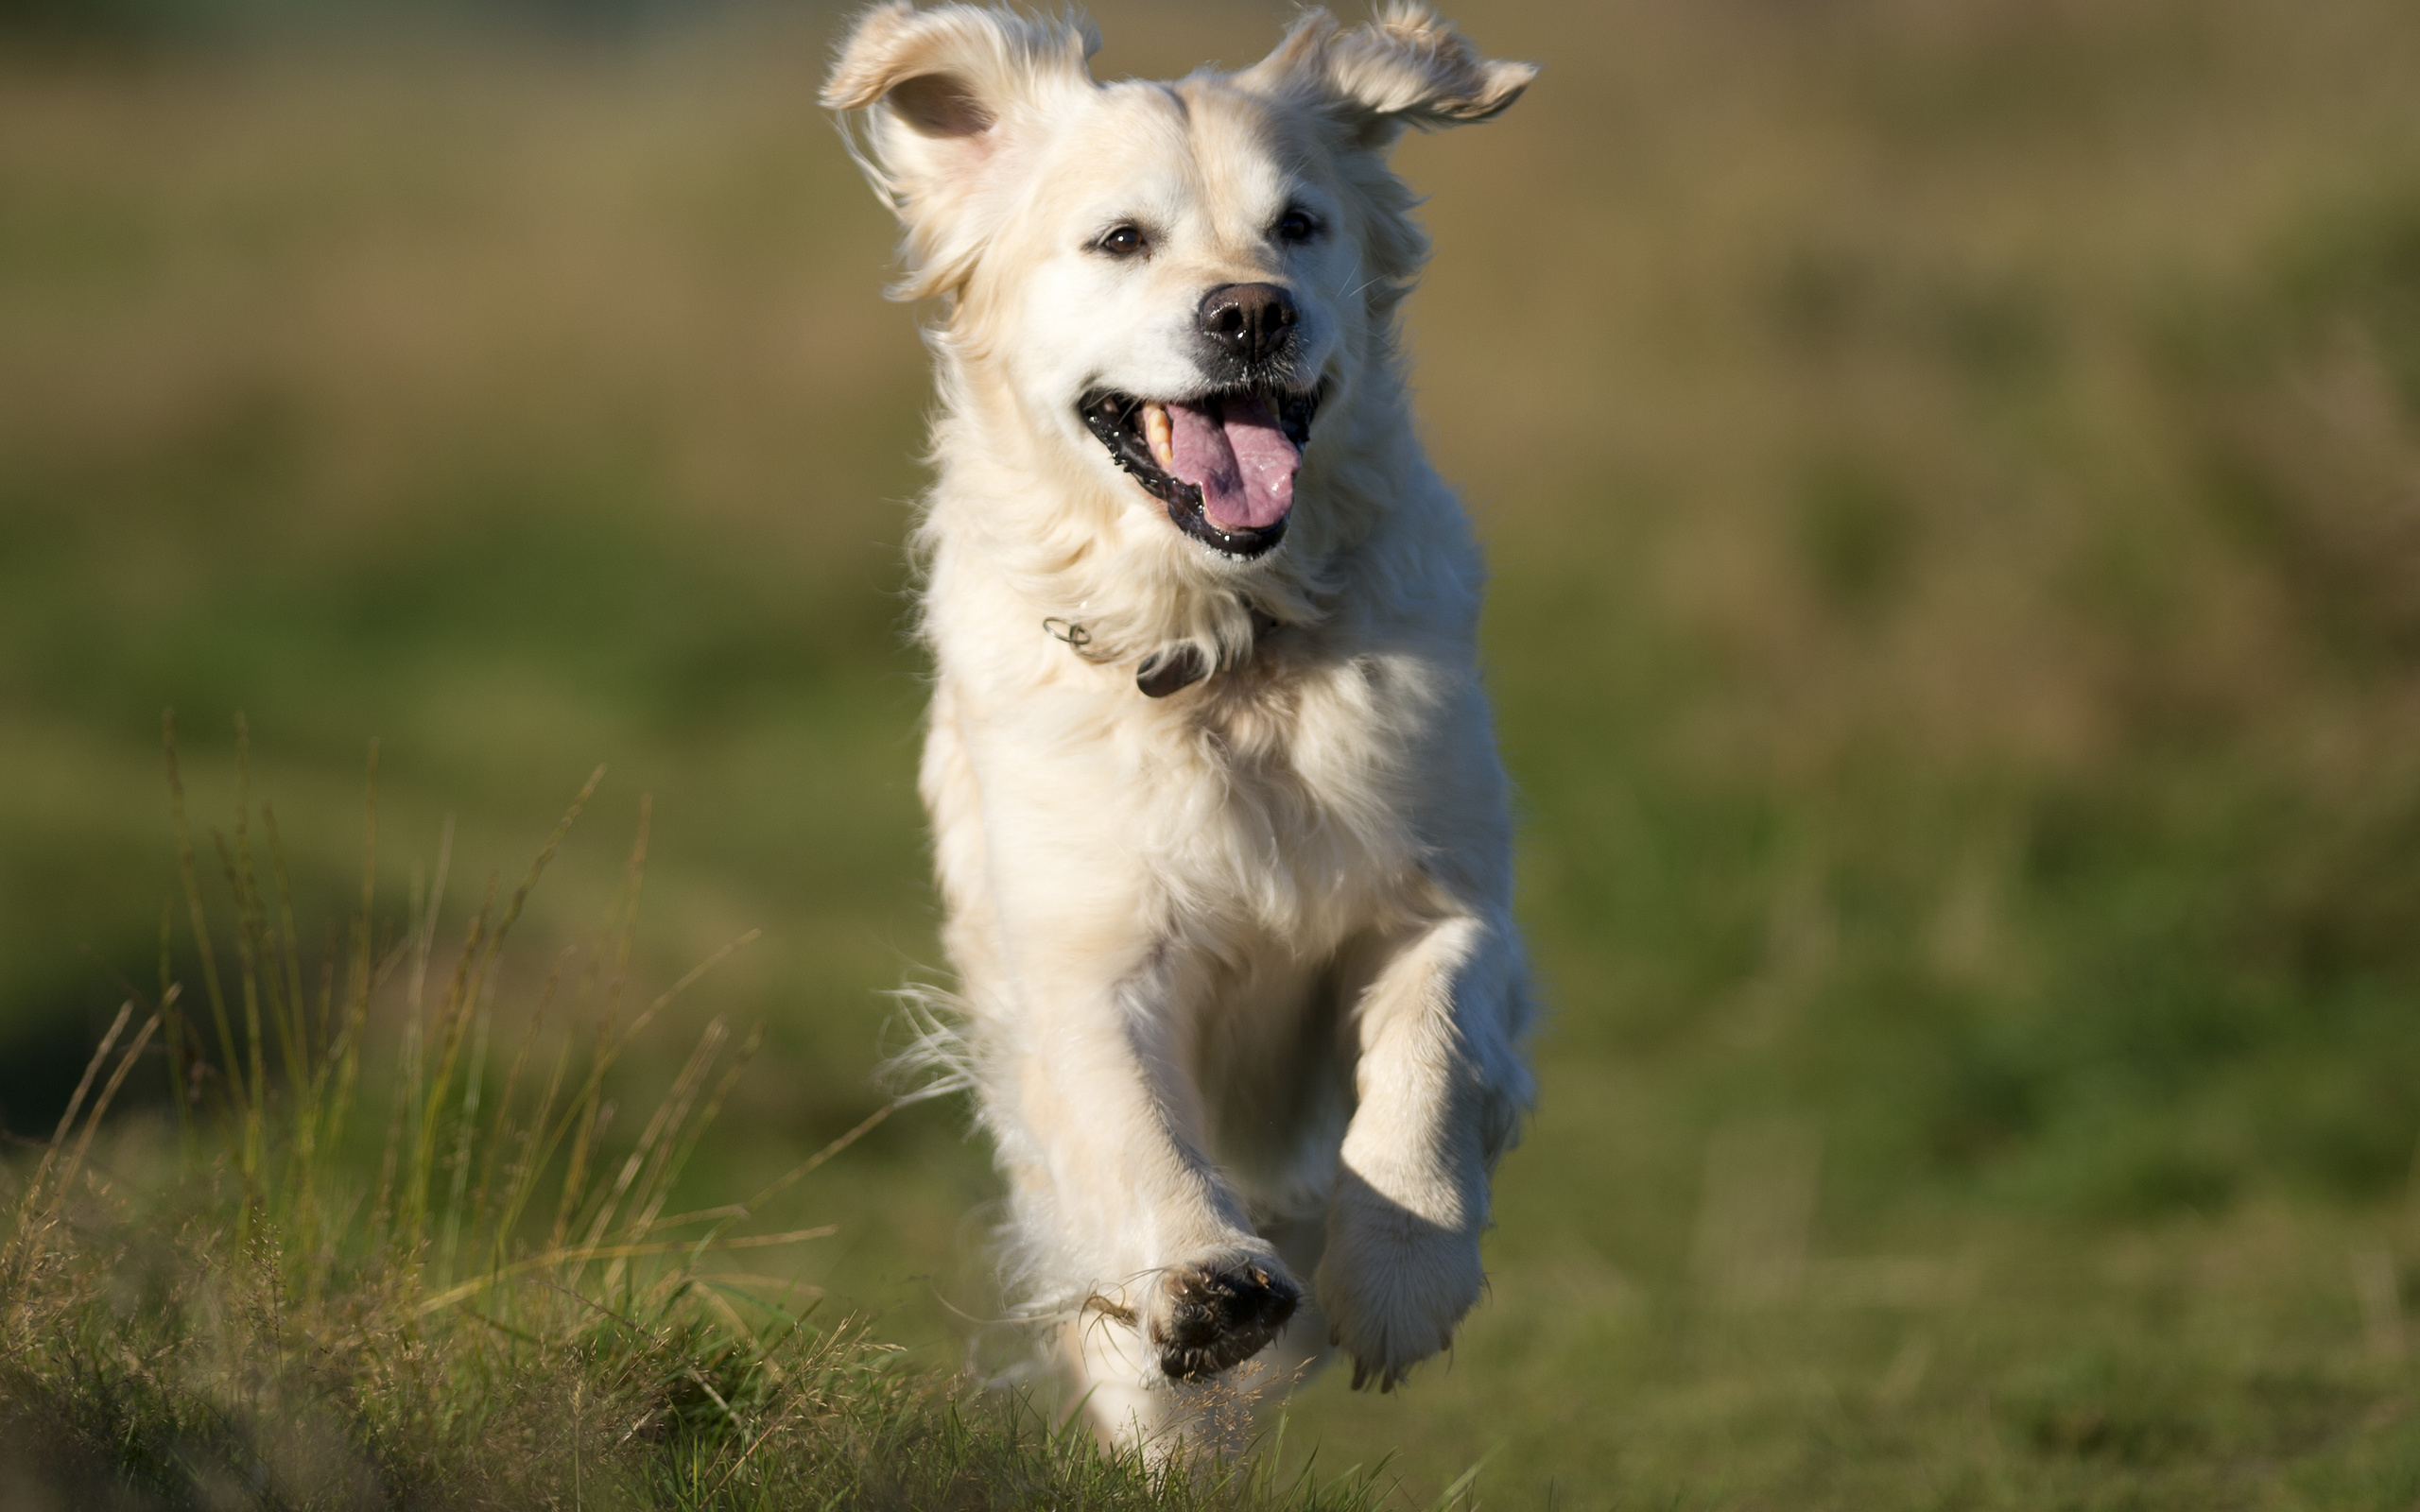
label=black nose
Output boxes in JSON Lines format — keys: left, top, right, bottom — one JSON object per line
{"left": 1197, "top": 283, "right": 1299, "bottom": 363}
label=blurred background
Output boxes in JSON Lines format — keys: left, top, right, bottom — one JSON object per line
{"left": 6, "top": 0, "right": 2420, "bottom": 1503}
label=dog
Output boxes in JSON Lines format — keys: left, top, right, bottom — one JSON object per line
{"left": 823, "top": 1, "right": 1536, "bottom": 1446}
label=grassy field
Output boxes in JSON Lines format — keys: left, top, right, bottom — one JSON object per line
{"left": 7, "top": 0, "right": 2420, "bottom": 1504}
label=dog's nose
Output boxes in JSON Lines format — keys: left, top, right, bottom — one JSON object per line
{"left": 1197, "top": 283, "right": 1298, "bottom": 363}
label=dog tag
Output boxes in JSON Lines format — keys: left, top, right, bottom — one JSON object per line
{"left": 1136, "top": 646, "right": 1209, "bottom": 697}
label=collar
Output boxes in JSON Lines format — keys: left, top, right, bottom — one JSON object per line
{"left": 1045, "top": 605, "right": 1285, "bottom": 698}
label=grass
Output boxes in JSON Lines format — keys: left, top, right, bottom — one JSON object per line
{"left": 6, "top": 0, "right": 2420, "bottom": 1503}
{"left": 0, "top": 731, "right": 1412, "bottom": 1509}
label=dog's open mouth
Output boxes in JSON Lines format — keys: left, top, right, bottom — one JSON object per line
{"left": 1080, "top": 386, "right": 1319, "bottom": 558}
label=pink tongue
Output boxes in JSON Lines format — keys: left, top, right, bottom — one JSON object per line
{"left": 1165, "top": 395, "right": 1298, "bottom": 531}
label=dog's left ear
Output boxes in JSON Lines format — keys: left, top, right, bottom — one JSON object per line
{"left": 1239, "top": 4, "right": 1534, "bottom": 154}
{"left": 823, "top": 2, "right": 1100, "bottom": 299}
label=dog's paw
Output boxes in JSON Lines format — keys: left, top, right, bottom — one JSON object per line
{"left": 1147, "top": 1251, "right": 1301, "bottom": 1382}
{"left": 1316, "top": 1177, "right": 1486, "bottom": 1392}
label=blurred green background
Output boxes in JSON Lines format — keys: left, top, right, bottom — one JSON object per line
{"left": 7, "top": 0, "right": 2420, "bottom": 1503}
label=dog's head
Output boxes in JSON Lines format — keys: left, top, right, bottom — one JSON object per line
{"left": 824, "top": 4, "right": 1530, "bottom": 568}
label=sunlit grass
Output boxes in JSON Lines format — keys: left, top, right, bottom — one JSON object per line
{"left": 0, "top": 730, "right": 1418, "bottom": 1509}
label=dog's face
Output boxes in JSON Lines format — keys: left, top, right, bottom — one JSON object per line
{"left": 826, "top": 4, "right": 1530, "bottom": 564}
{"left": 997, "top": 83, "right": 1347, "bottom": 561}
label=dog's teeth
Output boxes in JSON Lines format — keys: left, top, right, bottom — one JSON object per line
{"left": 1144, "top": 403, "right": 1173, "bottom": 468}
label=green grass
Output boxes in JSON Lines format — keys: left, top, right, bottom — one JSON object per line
{"left": 1, "top": 739, "right": 1409, "bottom": 1509}
{"left": 7, "top": 0, "right": 2420, "bottom": 1503}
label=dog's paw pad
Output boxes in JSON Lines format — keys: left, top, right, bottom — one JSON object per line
{"left": 1151, "top": 1259, "right": 1299, "bottom": 1381}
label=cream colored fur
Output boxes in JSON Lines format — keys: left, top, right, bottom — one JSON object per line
{"left": 823, "top": 1, "right": 1536, "bottom": 1447}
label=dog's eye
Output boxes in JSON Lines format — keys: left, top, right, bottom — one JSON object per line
{"left": 1095, "top": 224, "right": 1149, "bottom": 258}
{"left": 1273, "top": 208, "right": 1320, "bottom": 245}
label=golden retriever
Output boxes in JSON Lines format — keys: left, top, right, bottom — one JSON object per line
{"left": 823, "top": 0, "right": 1535, "bottom": 1446}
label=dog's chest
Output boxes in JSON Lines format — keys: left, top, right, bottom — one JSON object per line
{"left": 1149, "top": 652, "right": 1441, "bottom": 937}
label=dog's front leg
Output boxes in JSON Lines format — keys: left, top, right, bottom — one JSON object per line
{"left": 1002, "top": 945, "right": 1300, "bottom": 1410}
{"left": 1321, "top": 913, "right": 1529, "bottom": 1391}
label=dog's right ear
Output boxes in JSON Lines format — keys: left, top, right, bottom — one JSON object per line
{"left": 823, "top": 2, "right": 1099, "bottom": 300}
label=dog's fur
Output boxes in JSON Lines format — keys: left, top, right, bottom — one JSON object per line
{"left": 823, "top": 1, "right": 1536, "bottom": 1444}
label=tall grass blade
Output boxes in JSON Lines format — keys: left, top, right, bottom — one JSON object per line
{"left": 164, "top": 711, "right": 244, "bottom": 1138}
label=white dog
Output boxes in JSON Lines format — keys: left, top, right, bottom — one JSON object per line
{"left": 823, "top": 1, "right": 1536, "bottom": 1445}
